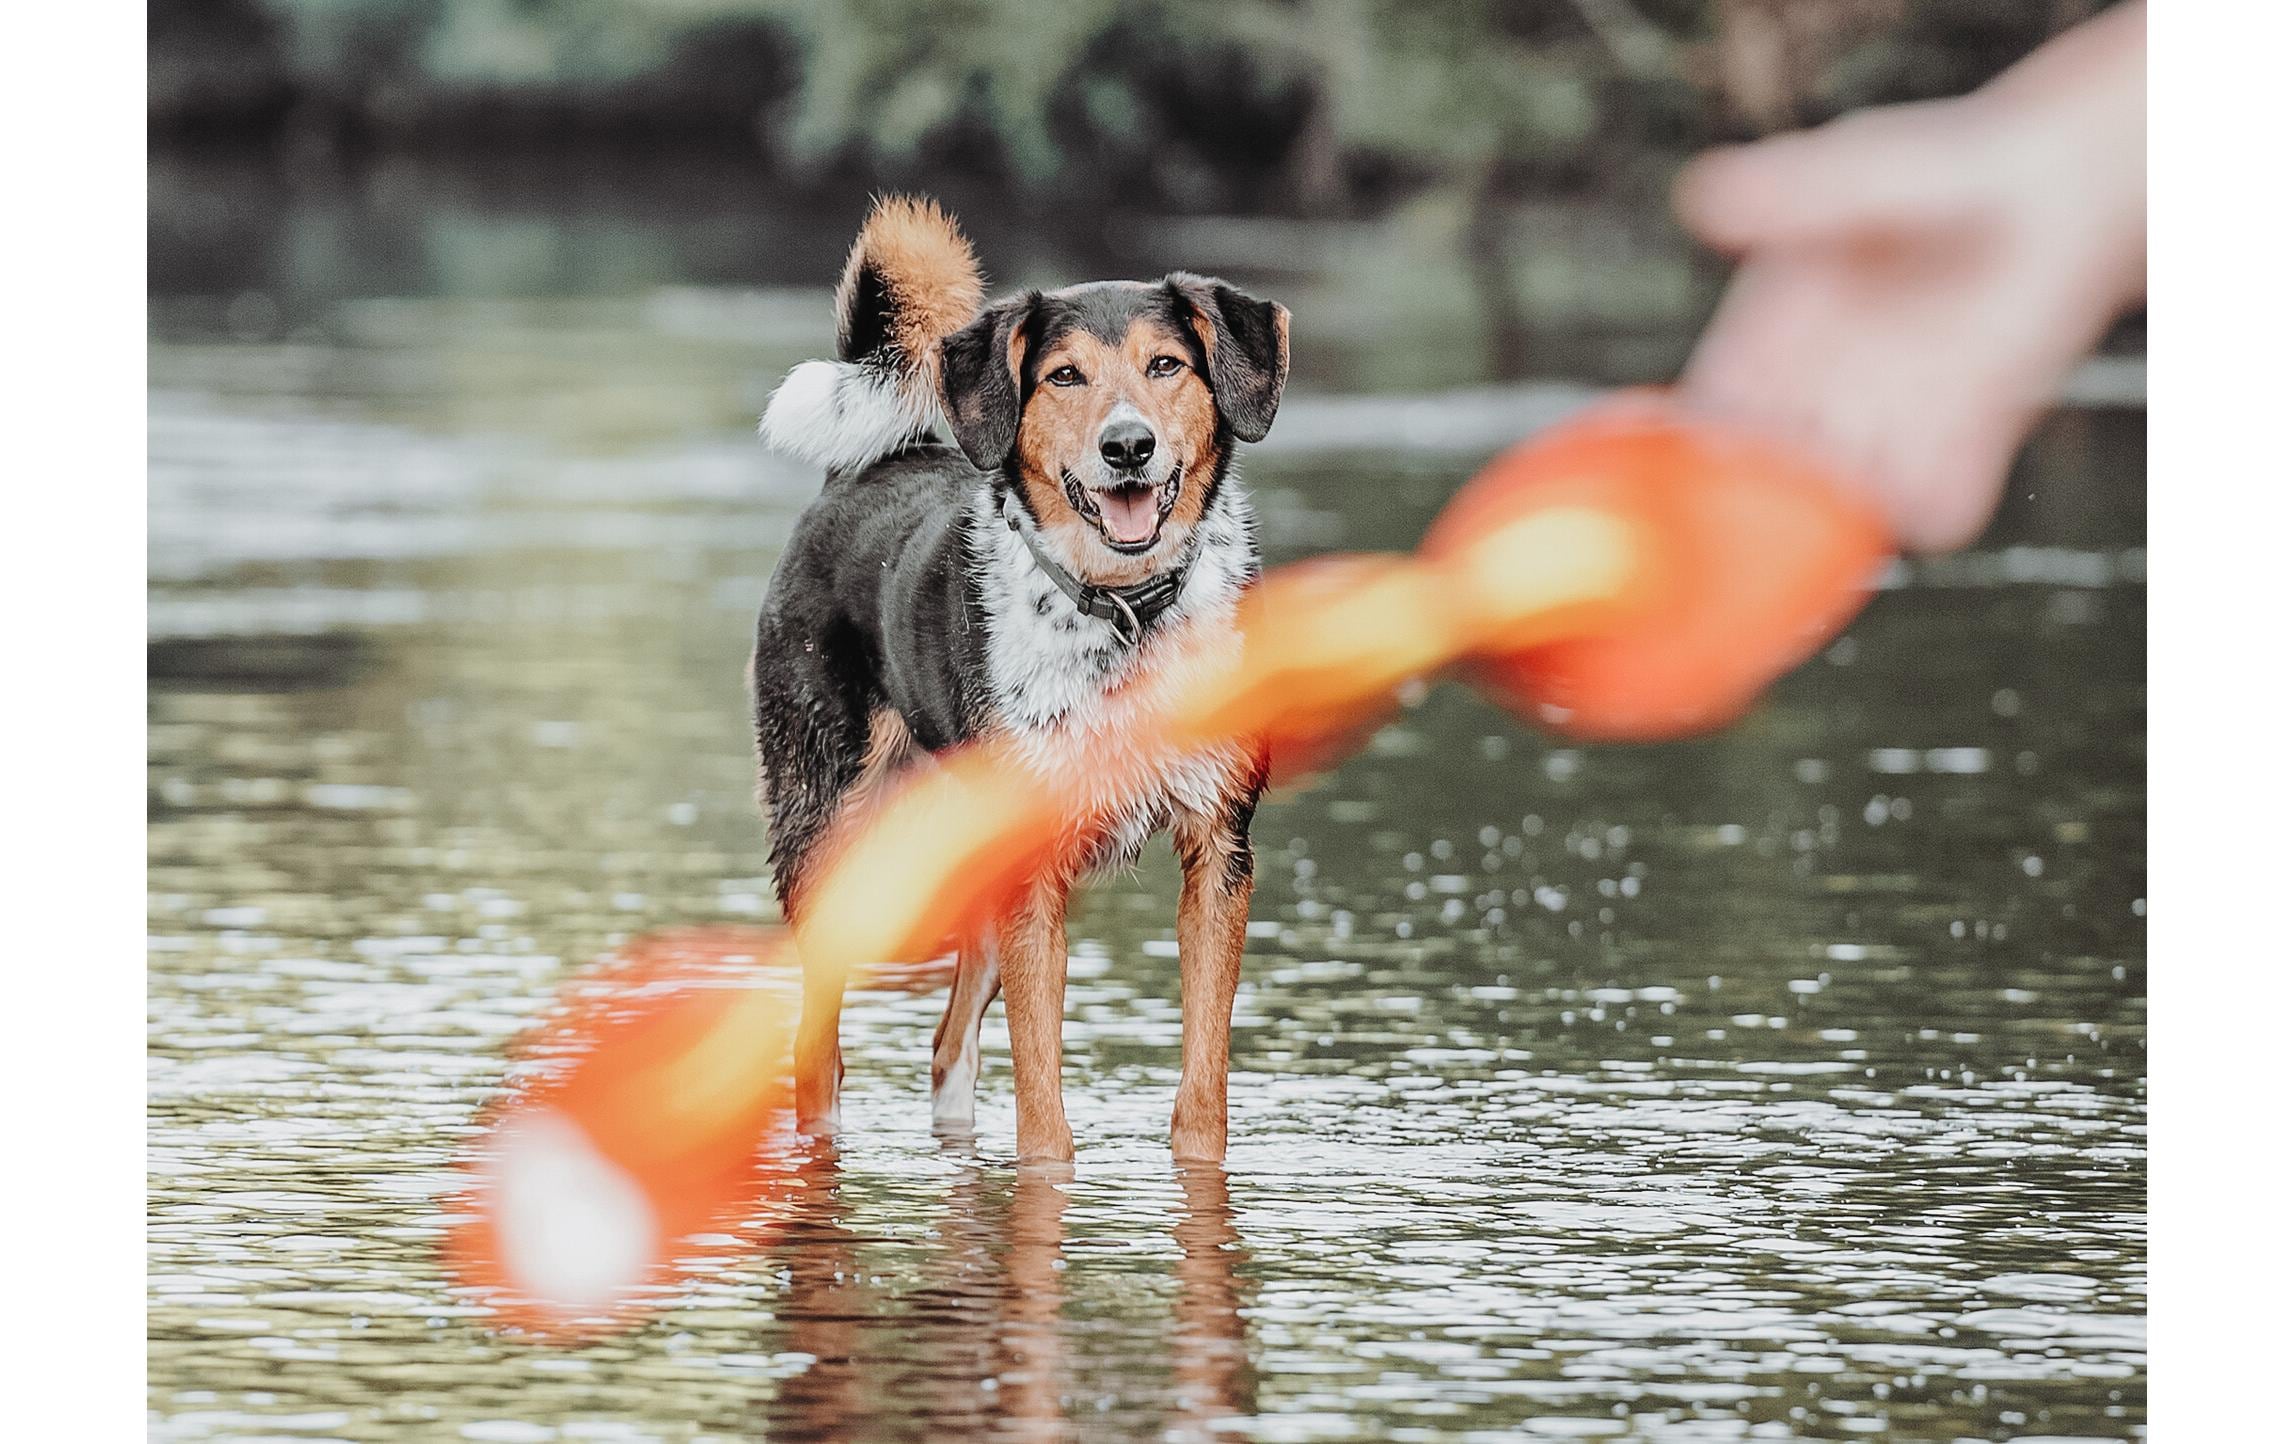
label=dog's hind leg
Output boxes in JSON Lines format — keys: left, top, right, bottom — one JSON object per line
{"left": 754, "top": 648, "right": 880, "bottom": 1136}
{"left": 793, "top": 950, "right": 848, "bottom": 1134}
{"left": 768, "top": 790, "right": 856, "bottom": 1136}
{"left": 931, "top": 927, "right": 1003, "bottom": 1128}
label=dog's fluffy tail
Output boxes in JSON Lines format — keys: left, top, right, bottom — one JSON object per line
{"left": 758, "top": 196, "right": 985, "bottom": 473}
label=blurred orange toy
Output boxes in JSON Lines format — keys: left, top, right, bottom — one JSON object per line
{"left": 447, "top": 400, "right": 1892, "bottom": 1334}
{"left": 1424, "top": 400, "right": 1893, "bottom": 738}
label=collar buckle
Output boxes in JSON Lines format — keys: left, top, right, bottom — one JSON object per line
{"left": 1091, "top": 586, "right": 1144, "bottom": 645}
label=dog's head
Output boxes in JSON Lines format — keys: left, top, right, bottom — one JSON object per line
{"left": 938, "top": 275, "right": 1289, "bottom": 584}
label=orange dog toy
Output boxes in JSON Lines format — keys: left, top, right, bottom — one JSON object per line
{"left": 446, "top": 403, "right": 1891, "bottom": 1334}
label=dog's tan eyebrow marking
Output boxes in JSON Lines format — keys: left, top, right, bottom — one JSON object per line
{"left": 1029, "top": 332, "right": 1119, "bottom": 385}
{"left": 1119, "top": 316, "right": 1193, "bottom": 362}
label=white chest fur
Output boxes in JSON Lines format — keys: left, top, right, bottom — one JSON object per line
{"left": 966, "top": 481, "right": 1259, "bottom": 868}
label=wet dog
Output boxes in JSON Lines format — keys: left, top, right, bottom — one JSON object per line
{"left": 751, "top": 197, "right": 1290, "bottom": 1163}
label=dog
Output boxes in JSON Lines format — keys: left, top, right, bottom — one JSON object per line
{"left": 750, "top": 196, "right": 1289, "bottom": 1164}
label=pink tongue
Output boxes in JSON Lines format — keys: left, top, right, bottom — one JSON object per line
{"left": 1100, "top": 487, "right": 1158, "bottom": 544}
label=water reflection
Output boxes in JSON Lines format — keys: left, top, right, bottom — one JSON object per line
{"left": 760, "top": 1145, "right": 1252, "bottom": 1443}
{"left": 1168, "top": 1167, "right": 1255, "bottom": 1442}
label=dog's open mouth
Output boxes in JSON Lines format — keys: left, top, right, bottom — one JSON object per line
{"left": 1065, "top": 467, "right": 1181, "bottom": 554}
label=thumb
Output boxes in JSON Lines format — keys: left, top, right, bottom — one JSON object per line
{"left": 1674, "top": 100, "right": 1991, "bottom": 252}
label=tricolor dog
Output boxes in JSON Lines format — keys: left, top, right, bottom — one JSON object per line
{"left": 752, "top": 197, "right": 1290, "bottom": 1163}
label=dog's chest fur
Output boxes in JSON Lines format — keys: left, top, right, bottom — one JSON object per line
{"left": 967, "top": 481, "right": 1258, "bottom": 869}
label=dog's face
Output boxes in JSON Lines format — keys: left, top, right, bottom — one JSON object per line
{"left": 939, "top": 275, "right": 1289, "bottom": 584}
{"left": 1019, "top": 300, "right": 1217, "bottom": 561}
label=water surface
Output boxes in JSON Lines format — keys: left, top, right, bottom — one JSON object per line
{"left": 150, "top": 171, "right": 2145, "bottom": 1442}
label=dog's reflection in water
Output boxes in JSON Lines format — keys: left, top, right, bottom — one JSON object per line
{"left": 1166, "top": 1164, "right": 1253, "bottom": 1439}
{"left": 762, "top": 1138, "right": 1254, "bottom": 1441}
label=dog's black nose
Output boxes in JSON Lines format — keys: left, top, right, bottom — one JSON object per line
{"left": 1099, "top": 418, "right": 1157, "bottom": 470}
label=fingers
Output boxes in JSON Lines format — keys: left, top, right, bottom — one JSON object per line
{"left": 1882, "top": 409, "right": 2029, "bottom": 555}
{"left": 1676, "top": 258, "right": 1820, "bottom": 412}
{"left": 1671, "top": 3, "right": 2146, "bottom": 556}
{"left": 1673, "top": 100, "right": 1992, "bottom": 253}
{"left": 1677, "top": 252, "right": 2030, "bottom": 555}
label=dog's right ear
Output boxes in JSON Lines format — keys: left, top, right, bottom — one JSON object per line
{"left": 938, "top": 293, "right": 1038, "bottom": 472}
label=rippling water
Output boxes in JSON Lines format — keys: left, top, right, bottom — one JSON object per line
{"left": 149, "top": 173, "right": 2144, "bottom": 1441}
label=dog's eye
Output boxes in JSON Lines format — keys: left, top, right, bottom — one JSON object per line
{"left": 1046, "top": 364, "right": 1085, "bottom": 387}
{"left": 1147, "top": 355, "right": 1185, "bottom": 379}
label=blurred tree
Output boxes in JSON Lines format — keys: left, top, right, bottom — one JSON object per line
{"left": 148, "top": 0, "right": 2112, "bottom": 209}
{"left": 148, "top": 0, "right": 297, "bottom": 133}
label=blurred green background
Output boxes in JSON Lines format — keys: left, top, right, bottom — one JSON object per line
{"left": 152, "top": 0, "right": 2101, "bottom": 212}
{"left": 150, "top": 0, "right": 2125, "bottom": 394}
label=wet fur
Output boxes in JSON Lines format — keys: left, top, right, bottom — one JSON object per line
{"left": 752, "top": 196, "right": 1288, "bottom": 1161}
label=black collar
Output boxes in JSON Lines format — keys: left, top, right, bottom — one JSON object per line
{"left": 998, "top": 491, "right": 1193, "bottom": 646}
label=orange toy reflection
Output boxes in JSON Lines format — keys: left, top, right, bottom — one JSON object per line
{"left": 445, "top": 402, "right": 1891, "bottom": 1335}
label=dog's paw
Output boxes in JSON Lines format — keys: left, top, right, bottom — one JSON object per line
{"left": 1015, "top": 1124, "right": 1075, "bottom": 1167}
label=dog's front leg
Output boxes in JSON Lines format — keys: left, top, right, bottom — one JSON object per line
{"left": 931, "top": 927, "right": 1002, "bottom": 1127}
{"left": 1172, "top": 808, "right": 1255, "bottom": 1163}
{"left": 1000, "top": 880, "right": 1074, "bottom": 1164}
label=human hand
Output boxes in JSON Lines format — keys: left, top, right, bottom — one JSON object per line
{"left": 1674, "top": 2, "right": 2145, "bottom": 552}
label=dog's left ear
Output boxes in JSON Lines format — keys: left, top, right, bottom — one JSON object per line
{"left": 1166, "top": 273, "right": 1290, "bottom": 443}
